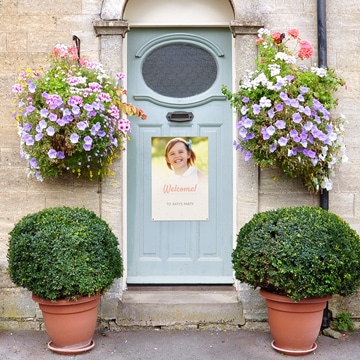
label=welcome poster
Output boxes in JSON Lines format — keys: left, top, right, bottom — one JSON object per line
{"left": 151, "top": 137, "right": 209, "bottom": 221}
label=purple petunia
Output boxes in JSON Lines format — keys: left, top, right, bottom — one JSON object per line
{"left": 70, "top": 133, "right": 80, "bottom": 144}
{"left": 252, "top": 104, "right": 261, "bottom": 115}
{"left": 242, "top": 117, "right": 254, "bottom": 128}
{"left": 83, "top": 136, "right": 93, "bottom": 151}
{"left": 275, "top": 103, "right": 284, "bottom": 112}
{"left": 300, "top": 86, "right": 309, "bottom": 95}
{"left": 275, "top": 120, "right": 286, "bottom": 129}
{"left": 91, "top": 122, "right": 101, "bottom": 136}
{"left": 23, "top": 123, "right": 32, "bottom": 132}
{"left": 267, "top": 108, "right": 275, "bottom": 119}
{"left": 24, "top": 134, "right": 34, "bottom": 146}
{"left": 303, "top": 106, "right": 312, "bottom": 117}
{"left": 239, "top": 127, "right": 248, "bottom": 139}
{"left": 35, "top": 133, "right": 43, "bottom": 141}
{"left": 303, "top": 121, "right": 313, "bottom": 131}
{"left": 240, "top": 105, "right": 248, "bottom": 115}
{"left": 29, "top": 158, "right": 39, "bottom": 169}
{"left": 278, "top": 137, "right": 288, "bottom": 146}
{"left": 304, "top": 149, "right": 316, "bottom": 159}
{"left": 48, "top": 113, "right": 58, "bottom": 122}
{"left": 269, "top": 142, "right": 277, "bottom": 153}
{"left": 280, "top": 92, "right": 289, "bottom": 102}
{"left": 46, "top": 126, "right": 55, "bottom": 136}
{"left": 40, "top": 108, "right": 49, "bottom": 118}
{"left": 25, "top": 105, "right": 36, "bottom": 116}
{"left": 77, "top": 121, "right": 88, "bottom": 131}
{"left": 57, "top": 151, "right": 65, "bottom": 159}
{"left": 56, "top": 118, "right": 67, "bottom": 126}
{"left": 292, "top": 113, "right": 302, "bottom": 123}
{"left": 244, "top": 151, "right": 252, "bottom": 161}
{"left": 27, "top": 81, "right": 36, "bottom": 93}
{"left": 47, "top": 149, "right": 57, "bottom": 159}
{"left": 71, "top": 105, "right": 81, "bottom": 117}
{"left": 261, "top": 126, "right": 275, "bottom": 140}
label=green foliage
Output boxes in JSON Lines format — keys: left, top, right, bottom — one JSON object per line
{"left": 7, "top": 207, "right": 123, "bottom": 301}
{"left": 232, "top": 206, "right": 360, "bottom": 301}
{"left": 332, "top": 311, "right": 355, "bottom": 332}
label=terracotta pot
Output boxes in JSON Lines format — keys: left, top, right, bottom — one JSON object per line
{"left": 32, "top": 294, "right": 100, "bottom": 354}
{"left": 260, "top": 289, "right": 331, "bottom": 356}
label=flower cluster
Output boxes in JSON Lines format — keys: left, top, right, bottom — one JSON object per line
{"left": 222, "top": 28, "right": 346, "bottom": 193}
{"left": 12, "top": 43, "right": 146, "bottom": 181}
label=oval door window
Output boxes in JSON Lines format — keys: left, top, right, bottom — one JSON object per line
{"left": 142, "top": 44, "right": 218, "bottom": 98}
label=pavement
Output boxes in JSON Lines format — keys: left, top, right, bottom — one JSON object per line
{"left": 1, "top": 328, "right": 360, "bottom": 360}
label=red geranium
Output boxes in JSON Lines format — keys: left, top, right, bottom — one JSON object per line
{"left": 287, "top": 28, "right": 299, "bottom": 39}
{"left": 271, "top": 31, "right": 283, "bottom": 44}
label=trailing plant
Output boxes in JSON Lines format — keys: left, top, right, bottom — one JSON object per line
{"left": 232, "top": 206, "right": 360, "bottom": 301}
{"left": 7, "top": 207, "right": 123, "bottom": 301}
{"left": 222, "top": 28, "right": 346, "bottom": 193}
{"left": 12, "top": 43, "right": 146, "bottom": 181}
{"left": 332, "top": 311, "right": 355, "bottom": 332}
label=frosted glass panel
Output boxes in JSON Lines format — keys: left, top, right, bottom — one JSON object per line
{"left": 142, "top": 44, "right": 217, "bottom": 98}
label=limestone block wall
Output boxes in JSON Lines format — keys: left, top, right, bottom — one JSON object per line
{"left": 232, "top": 0, "right": 360, "bottom": 322}
{"left": 0, "top": 0, "right": 359, "bottom": 328}
{"left": 0, "top": 0, "right": 125, "bottom": 328}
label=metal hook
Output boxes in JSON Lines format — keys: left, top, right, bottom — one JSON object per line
{"left": 72, "top": 35, "right": 81, "bottom": 62}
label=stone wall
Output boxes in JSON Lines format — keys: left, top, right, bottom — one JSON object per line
{"left": 231, "top": 0, "right": 360, "bottom": 322}
{"left": 0, "top": 0, "right": 124, "bottom": 329}
{"left": 0, "top": 0, "right": 359, "bottom": 328}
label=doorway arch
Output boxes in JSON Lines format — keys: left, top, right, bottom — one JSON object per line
{"left": 100, "top": 0, "right": 235, "bottom": 22}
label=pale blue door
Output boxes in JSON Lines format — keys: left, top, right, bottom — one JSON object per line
{"left": 127, "top": 28, "right": 233, "bottom": 283}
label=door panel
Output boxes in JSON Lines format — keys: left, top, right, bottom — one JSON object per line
{"left": 127, "top": 28, "right": 233, "bottom": 283}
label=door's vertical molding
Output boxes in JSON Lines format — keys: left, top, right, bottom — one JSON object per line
{"left": 229, "top": 21, "right": 262, "bottom": 229}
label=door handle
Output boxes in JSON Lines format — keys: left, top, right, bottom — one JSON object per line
{"left": 166, "top": 111, "right": 194, "bottom": 122}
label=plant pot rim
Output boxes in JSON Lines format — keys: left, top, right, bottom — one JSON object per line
{"left": 32, "top": 293, "right": 100, "bottom": 305}
{"left": 260, "top": 288, "right": 332, "bottom": 303}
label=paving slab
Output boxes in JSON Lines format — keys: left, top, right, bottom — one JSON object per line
{"left": 0, "top": 328, "right": 359, "bottom": 360}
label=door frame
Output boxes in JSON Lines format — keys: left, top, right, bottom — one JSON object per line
{"left": 93, "top": 1, "right": 262, "bottom": 291}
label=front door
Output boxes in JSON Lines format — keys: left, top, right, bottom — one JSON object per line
{"left": 127, "top": 28, "right": 233, "bottom": 283}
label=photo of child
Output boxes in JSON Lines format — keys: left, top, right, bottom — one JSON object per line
{"left": 164, "top": 137, "right": 207, "bottom": 183}
{"left": 152, "top": 136, "right": 208, "bottom": 221}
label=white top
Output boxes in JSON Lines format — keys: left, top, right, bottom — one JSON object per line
{"left": 171, "top": 166, "right": 199, "bottom": 181}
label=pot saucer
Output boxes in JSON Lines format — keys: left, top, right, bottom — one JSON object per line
{"left": 271, "top": 340, "right": 317, "bottom": 356}
{"left": 48, "top": 339, "right": 95, "bottom": 354}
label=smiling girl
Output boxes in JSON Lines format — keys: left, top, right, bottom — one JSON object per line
{"left": 164, "top": 138, "right": 207, "bottom": 182}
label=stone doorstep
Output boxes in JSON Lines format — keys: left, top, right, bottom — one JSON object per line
{"left": 117, "top": 288, "right": 245, "bottom": 328}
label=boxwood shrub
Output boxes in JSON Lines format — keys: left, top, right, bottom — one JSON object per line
{"left": 232, "top": 206, "right": 360, "bottom": 301}
{"left": 7, "top": 207, "right": 123, "bottom": 301}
